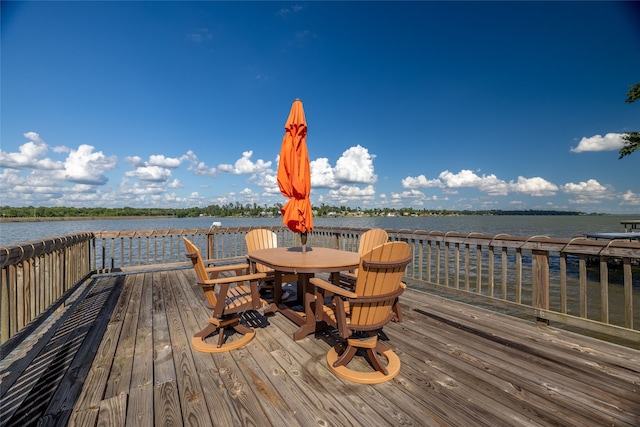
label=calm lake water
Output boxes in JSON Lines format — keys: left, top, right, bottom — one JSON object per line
{"left": 1, "top": 214, "right": 638, "bottom": 246}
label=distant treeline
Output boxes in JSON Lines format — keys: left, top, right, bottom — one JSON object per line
{"left": 0, "top": 204, "right": 588, "bottom": 219}
{"left": 481, "top": 210, "right": 588, "bottom": 216}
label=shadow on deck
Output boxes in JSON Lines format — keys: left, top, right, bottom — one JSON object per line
{"left": 1, "top": 266, "right": 639, "bottom": 426}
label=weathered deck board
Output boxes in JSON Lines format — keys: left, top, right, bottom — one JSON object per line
{"left": 1, "top": 266, "right": 638, "bottom": 427}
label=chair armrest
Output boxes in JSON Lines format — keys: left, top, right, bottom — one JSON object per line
{"left": 309, "top": 277, "right": 357, "bottom": 298}
{"left": 198, "top": 272, "right": 267, "bottom": 286}
{"left": 204, "top": 262, "right": 249, "bottom": 274}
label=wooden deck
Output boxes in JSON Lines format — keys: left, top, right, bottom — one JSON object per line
{"left": 1, "top": 265, "right": 639, "bottom": 426}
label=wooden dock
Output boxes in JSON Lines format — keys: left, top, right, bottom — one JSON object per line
{"left": 585, "top": 219, "right": 640, "bottom": 240}
{"left": 1, "top": 265, "right": 639, "bottom": 426}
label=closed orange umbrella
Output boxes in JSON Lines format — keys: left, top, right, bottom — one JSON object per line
{"left": 278, "top": 99, "right": 313, "bottom": 250}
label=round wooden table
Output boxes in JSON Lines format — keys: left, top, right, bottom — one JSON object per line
{"left": 247, "top": 246, "right": 360, "bottom": 340}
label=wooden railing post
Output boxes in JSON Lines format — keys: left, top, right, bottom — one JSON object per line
{"left": 207, "top": 232, "right": 215, "bottom": 260}
{"left": 532, "top": 249, "right": 550, "bottom": 326}
{"left": 331, "top": 231, "right": 340, "bottom": 250}
{"left": 599, "top": 256, "right": 609, "bottom": 324}
{"left": 623, "top": 258, "right": 633, "bottom": 329}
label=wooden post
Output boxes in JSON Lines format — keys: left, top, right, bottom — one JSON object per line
{"left": 475, "top": 244, "right": 482, "bottom": 294}
{"left": 532, "top": 249, "right": 550, "bottom": 326}
{"left": 331, "top": 232, "right": 339, "bottom": 250}
{"left": 599, "top": 256, "right": 609, "bottom": 324}
{"left": 623, "top": 257, "right": 633, "bottom": 329}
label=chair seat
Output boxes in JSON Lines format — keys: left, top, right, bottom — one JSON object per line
{"left": 224, "top": 285, "right": 254, "bottom": 309}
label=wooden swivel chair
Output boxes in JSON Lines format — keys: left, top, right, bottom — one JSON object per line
{"left": 245, "top": 229, "right": 298, "bottom": 301}
{"left": 184, "top": 237, "right": 267, "bottom": 353}
{"left": 310, "top": 241, "right": 412, "bottom": 384}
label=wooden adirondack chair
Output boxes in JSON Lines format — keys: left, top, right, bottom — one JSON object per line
{"left": 310, "top": 241, "right": 412, "bottom": 384}
{"left": 184, "top": 237, "right": 267, "bottom": 353}
{"left": 245, "top": 229, "right": 298, "bottom": 301}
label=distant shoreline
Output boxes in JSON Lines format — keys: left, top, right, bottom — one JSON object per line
{"left": 0, "top": 216, "right": 173, "bottom": 223}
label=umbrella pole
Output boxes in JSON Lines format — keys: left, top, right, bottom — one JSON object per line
{"left": 300, "top": 232, "right": 307, "bottom": 253}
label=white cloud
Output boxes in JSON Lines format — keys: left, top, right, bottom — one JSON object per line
{"left": 439, "top": 169, "right": 482, "bottom": 187}
{"left": 125, "top": 165, "right": 172, "bottom": 182}
{"left": 509, "top": 176, "right": 558, "bottom": 196}
{"left": 0, "top": 132, "right": 63, "bottom": 170}
{"left": 570, "top": 133, "right": 625, "bottom": 153}
{"left": 620, "top": 190, "right": 640, "bottom": 206}
{"left": 6, "top": 171, "right": 61, "bottom": 194}
{"left": 402, "top": 174, "right": 442, "bottom": 189}
{"left": 403, "top": 171, "right": 560, "bottom": 198}
{"left": 478, "top": 176, "right": 508, "bottom": 196}
{"left": 52, "top": 145, "right": 69, "bottom": 154}
{"left": 61, "top": 144, "right": 117, "bottom": 185}
{"left": 121, "top": 152, "right": 195, "bottom": 188}
{"left": 562, "top": 179, "right": 614, "bottom": 204}
{"left": 333, "top": 145, "right": 377, "bottom": 184}
{"left": 191, "top": 161, "right": 217, "bottom": 177}
{"left": 391, "top": 189, "right": 426, "bottom": 199}
{"left": 149, "top": 154, "right": 188, "bottom": 168}
{"left": 562, "top": 179, "right": 609, "bottom": 195}
{"left": 325, "top": 184, "right": 376, "bottom": 204}
{"left": 127, "top": 152, "right": 194, "bottom": 169}
{"left": 439, "top": 169, "right": 509, "bottom": 196}
{"left": 0, "top": 166, "right": 116, "bottom": 206}
{"left": 124, "top": 156, "right": 145, "bottom": 167}
{"left": 1, "top": 134, "right": 117, "bottom": 186}
{"left": 168, "top": 179, "right": 183, "bottom": 189}
{"left": 22, "top": 131, "right": 44, "bottom": 144}
{"left": 310, "top": 157, "right": 336, "bottom": 188}
{"left": 218, "top": 150, "right": 272, "bottom": 174}
{"left": 255, "top": 170, "right": 280, "bottom": 194}
{"left": 238, "top": 187, "right": 261, "bottom": 203}
{"left": 123, "top": 180, "right": 168, "bottom": 196}
{"left": 390, "top": 190, "right": 443, "bottom": 205}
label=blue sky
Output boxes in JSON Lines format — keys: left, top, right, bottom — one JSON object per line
{"left": 1, "top": 1, "right": 639, "bottom": 214}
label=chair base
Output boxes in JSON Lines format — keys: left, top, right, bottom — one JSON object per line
{"left": 192, "top": 330, "right": 255, "bottom": 353}
{"left": 326, "top": 344, "right": 401, "bottom": 384}
{"left": 191, "top": 322, "right": 256, "bottom": 353}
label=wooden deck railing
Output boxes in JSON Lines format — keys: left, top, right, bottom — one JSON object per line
{"left": 1, "top": 226, "right": 638, "bottom": 344}
{"left": 0, "top": 232, "right": 93, "bottom": 343}
{"left": 91, "top": 226, "right": 308, "bottom": 271}
{"left": 383, "top": 229, "right": 639, "bottom": 343}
